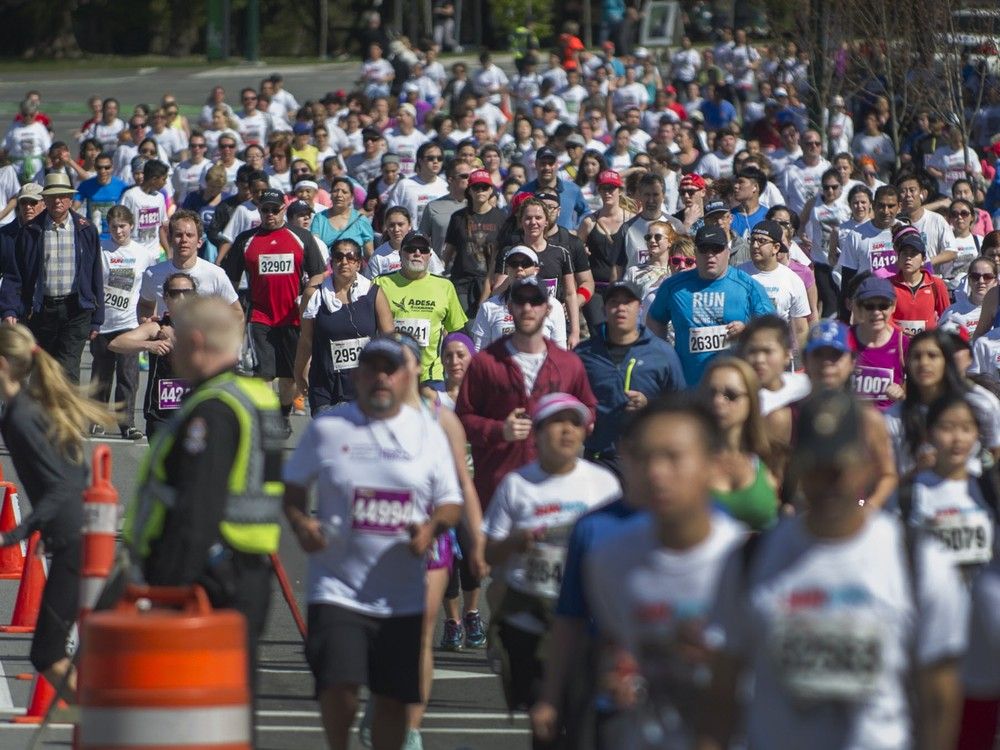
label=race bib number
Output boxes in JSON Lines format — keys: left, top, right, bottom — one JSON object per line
{"left": 771, "top": 611, "right": 883, "bottom": 702}
{"left": 869, "top": 245, "right": 896, "bottom": 272}
{"left": 107, "top": 266, "right": 135, "bottom": 292}
{"left": 157, "top": 378, "right": 190, "bottom": 410}
{"left": 521, "top": 542, "right": 567, "bottom": 600}
{"left": 852, "top": 365, "right": 893, "bottom": 400}
{"left": 330, "top": 336, "right": 369, "bottom": 372}
{"left": 897, "top": 320, "right": 926, "bottom": 337}
{"left": 928, "top": 510, "right": 994, "bottom": 566}
{"left": 395, "top": 318, "right": 430, "bottom": 347}
{"left": 689, "top": 325, "right": 730, "bottom": 354}
{"left": 136, "top": 207, "right": 160, "bottom": 243}
{"left": 258, "top": 253, "right": 294, "bottom": 276}
{"left": 104, "top": 290, "right": 132, "bottom": 311}
{"left": 351, "top": 487, "right": 413, "bottom": 535}
{"left": 635, "top": 248, "right": 649, "bottom": 266}
{"left": 544, "top": 277, "right": 558, "bottom": 299}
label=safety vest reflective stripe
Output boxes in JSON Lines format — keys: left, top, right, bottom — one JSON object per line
{"left": 80, "top": 705, "right": 250, "bottom": 745}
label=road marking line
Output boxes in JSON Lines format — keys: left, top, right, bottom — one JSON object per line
{"left": 254, "top": 725, "right": 530, "bottom": 735}
{"left": 258, "top": 666, "right": 493, "bottom": 680}
{"left": 256, "top": 710, "right": 524, "bottom": 721}
{"left": 0, "top": 657, "right": 12, "bottom": 710}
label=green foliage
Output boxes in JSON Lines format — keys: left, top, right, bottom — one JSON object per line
{"left": 492, "top": 0, "right": 555, "bottom": 48}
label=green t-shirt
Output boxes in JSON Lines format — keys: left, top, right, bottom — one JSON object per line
{"left": 374, "top": 272, "right": 468, "bottom": 381}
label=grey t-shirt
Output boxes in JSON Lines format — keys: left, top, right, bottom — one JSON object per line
{"left": 418, "top": 195, "right": 464, "bottom": 259}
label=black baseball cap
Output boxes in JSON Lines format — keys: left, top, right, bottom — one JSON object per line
{"left": 695, "top": 225, "right": 729, "bottom": 248}
{"left": 535, "top": 146, "right": 557, "bottom": 162}
{"left": 286, "top": 199, "right": 313, "bottom": 218}
{"left": 401, "top": 230, "right": 431, "bottom": 251}
{"left": 509, "top": 276, "right": 548, "bottom": 303}
{"left": 603, "top": 280, "right": 643, "bottom": 302}
{"left": 751, "top": 220, "right": 786, "bottom": 247}
{"left": 258, "top": 189, "right": 285, "bottom": 208}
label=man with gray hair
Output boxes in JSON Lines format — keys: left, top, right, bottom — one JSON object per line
{"left": 3, "top": 99, "right": 52, "bottom": 182}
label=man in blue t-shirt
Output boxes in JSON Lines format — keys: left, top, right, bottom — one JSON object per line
{"left": 646, "top": 225, "right": 774, "bottom": 384}
{"left": 729, "top": 166, "right": 769, "bottom": 239}
{"left": 73, "top": 152, "right": 126, "bottom": 240}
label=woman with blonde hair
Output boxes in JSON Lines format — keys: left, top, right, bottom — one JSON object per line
{"left": 0, "top": 324, "right": 116, "bottom": 700}
{"left": 701, "top": 356, "right": 780, "bottom": 529}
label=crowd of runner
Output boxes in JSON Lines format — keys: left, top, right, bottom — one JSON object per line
{"left": 1, "top": 26, "right": 999, "bottom": 750}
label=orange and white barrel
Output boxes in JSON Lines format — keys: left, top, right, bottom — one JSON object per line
{"left": 76, "top": 585, "right": 250, "bottom": 750}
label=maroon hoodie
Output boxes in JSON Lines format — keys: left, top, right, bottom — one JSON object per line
{"left": 456, "top": 337, "right": 597, "bottom": 508}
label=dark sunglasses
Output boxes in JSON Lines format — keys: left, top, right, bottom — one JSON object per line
{"left": 165, "top": 288, "right": 195, "bottom": 298}
{"left": 506, "top": 259, "right": 536, "bottom": 269}
{"left": 644, "top": 233, "right": 665, "bottom": 242}
{"left": 95, "top": 164, "right": 112, "bottom": 170}
{"left": 822, "top": 184, "right": 840, "bottom": 191}
{"left": 331, "top": 251, "right": 360, "bottom": 262}
{"left": 218, "top": 143, "right": 236, "bottom": 149}
{"left": 511, "top": 293, "right": 548, "bottom": 306}
{"left": 861, "top": 301, "right": 892, "bottom": 311}
{"left": 402, "top": 246, "right": 432, "bottom": 255}
{"left": 190, "top": 143, "right": 207, "bottom": 149}
{"left": 803, "top": 140, "right": 821, "bottom": 146}
{"left": 706, "top": 387, "right": 748, "bottom": 402}
{"left": 680, "top": 188, "right": 700, "bottom": 196}
{"left": 969, "top": 272, "right": 996, "bottom": 281}
{"left": 950, "top": 210, "right": 972, "bottom": 218}
{"left": 259, "top": 206, "right": 283, "bottom": 215}
{"left": 471, "top": 183, "right": 492, "bottom": 192}
{"left": 669, "top": 256, "right": 696, "bottom": 268}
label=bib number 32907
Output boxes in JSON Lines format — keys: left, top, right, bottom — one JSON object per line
{"left": 258, "top": 253, "right": 294, "bottom": 275}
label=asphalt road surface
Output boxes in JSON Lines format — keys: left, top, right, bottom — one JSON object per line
{"left": 0, "top": 57, "right": 527, "bottom": 749}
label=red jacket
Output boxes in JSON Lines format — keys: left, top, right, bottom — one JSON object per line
{"left": 890, "top": 271, "right": 949, "bottom": 335}
{"left": 456, "top": 337, "right": 597, "bottom": 508}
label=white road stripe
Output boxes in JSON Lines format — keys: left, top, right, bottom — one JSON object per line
{"left": 0, "top": 655, "right": 13, "bottom": 710}
{"left": 258, "top": 666, "right": 494, "bottom": 680}
{"left": 255, "top": 710, "right": 523, "bottom": 721}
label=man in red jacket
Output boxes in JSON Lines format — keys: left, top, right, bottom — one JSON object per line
{"left": 889, "top": 226, "right": 949, "bottom": 336}
{"left": 456, "top": 277, "right": 597, "bottom": 508}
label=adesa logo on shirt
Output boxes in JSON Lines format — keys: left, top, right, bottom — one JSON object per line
{"left": 392, "top": 296, "right": 437, "bottom": 313}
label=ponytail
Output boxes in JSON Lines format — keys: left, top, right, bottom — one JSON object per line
{"left": 0, "top": 325, "right": 117, "bottom": 463}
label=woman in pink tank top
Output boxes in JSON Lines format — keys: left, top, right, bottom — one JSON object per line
{"left": 848, "top": 274, "right": 908, "bottom": 411}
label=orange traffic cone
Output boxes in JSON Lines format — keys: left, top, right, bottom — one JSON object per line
{"left": 0, "top": 485, "right": 25, "bottom": 579}
{"left": 0, "top": 532, "right": 45, "bottom": 633}
{"left": 11, "top": 673, "right": 65, "bottom": 724}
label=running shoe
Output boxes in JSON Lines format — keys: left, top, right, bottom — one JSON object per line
{"left": 403, "top": 729, "right": 423, "bottom": 750}
{"left": 440, "top": 618, "right": 464, "bottom": 651}
{"left": 121, "top": 427, "right": 145, "bottom": 441}
{"left": 358, "top": 699, "right": 374, "bottom": 747}
{"left": 89, "top": 424, "right": 105, "bottom": 437}
{"left": 464, "top": 610, "right": 487, "bottom": 648}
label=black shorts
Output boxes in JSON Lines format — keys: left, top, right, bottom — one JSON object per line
{"left": 31, "top": 538, "right": 80, "bottom": 673}
{"left": 305, "top": 603, "right": 423, "bottom": 703}
{"left": 249, "top": 322, "right": 298, "bottom": 380}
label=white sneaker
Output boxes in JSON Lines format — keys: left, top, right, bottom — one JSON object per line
{"left": 403, "top": 729, "right": 423, "bottom": 750}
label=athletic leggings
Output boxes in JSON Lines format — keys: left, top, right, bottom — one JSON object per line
{"left": 445, "top": 523, "right": 480, "bottom": 599}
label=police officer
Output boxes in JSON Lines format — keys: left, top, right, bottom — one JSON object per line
{"left": 124, "top": 295, "right": 285, "bottom": 683}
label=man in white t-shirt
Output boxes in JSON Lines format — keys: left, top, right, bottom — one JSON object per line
{"left": 482, "top": 392, "right": 620, "bottom": 711}
{"left": 839, "top": 184, "right": 903, "bottom": 309}
{"left": 139, "top": 210, "right": 240, "bottom": 319}
{"left": 171, "top": 132, "right": 212, "bottom": 204}
{"left": 215, "top": 170, "right": 269, "bottom": 265}
{"left": 119, "top": 159, "right": 169, "bottom": 257}
{"left": 385, "top": 142, "right": 448, "bottom": 229}
{"left": 584, "top": 394, "right": 744, "bottom": 749}
{"left": 282, "top": 336, "right": 463, "bottom": 750}
{"left": 776, "top": 130, "right": 830, "bottom": 214}
{"left": 700, "top": 390, "right": 968, "bottom": 750}
{"left": 237, "top": 88, "right": 271, "bottom": 146}
{"left": 739, "top": 220, "right": 810, "bottom": 351}
{"left": 897, "top": 172, "right": 956, "bottom": 269}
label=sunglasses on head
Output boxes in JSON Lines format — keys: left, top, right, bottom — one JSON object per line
{"left": 331, "top": 251, "right": 360, "bottom": 262}
{"left": 669, "top": 256, "right": 696, "bottom": 268}
{"left": 861, "top": 301, "right": 892, "bottom": 311}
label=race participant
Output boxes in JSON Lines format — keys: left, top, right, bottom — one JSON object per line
{"left": 211, "top": 133, "right": 245, "bottom": 195}
{"left": 703, "top": 199, "right": 752, "bottom": 267}
{"left": 482, "top": 393, "right": 620, "bottom": 723}
{"left": 90, "top": 205, "right": 160, "bottom": 440}
{"left": 575, "top": 280, "right": 686, "bottom": 475}
{"left": 139, "top": 210, "right": 240, "bottom": 319}
{"left": 775, "top": 129, "right": 830, "bottom": 214}
{"left": 699, "top": 388, "right": 968, "bottom": 750}
{"left": 73, "top": 152, "right": 127, "bottom": 240}
{"left": 4, "top": 100, "right": 52, "bottom": 182}
{"left": 795, "top": 319, "right": 897, "bottom": 510}
{"left": 119, "top": 159, "right": 169, "bottom": 257}
{"left": 888, "top": 226, "right": 949, "bottom": 336}
{"left": 109, "top": 273, "right": 196, "bottom": 439}
{"left": 957, "top": 559, "right": 1000, "bottom": 748}
{"left": 237, "top": 87, "right": 271, "bottom": 146}
{"left": 830, "top": 184, "right": 873, "bottom": 268}
{"left": 373, "top": 230, "right": 466, "bottom": 387}
{"left": 729, "top": 167, "right": 769, "bottom": 239}
{"left": 84, "top": 98, "right": 126, "bottom": 155}
{"left": 738, "top": 220, "right": 810, "bottom": 353}
{"left": 295, "top": 238, "right": 394, "bottom": 415}
{"left": 702, "top": 357, "right": 780, "bottom": 530}
{"left": 385, "top": 142, "right": 448, "bottom": 230}
{"left": 884, "top": 328, "right": 1000, "bottom": 476}
{"left": 385, "top": 103, "right": 429, "bottom": 177}
{"left": 471, "top": 247, "right": 567, "bottom": 350}
{"left": 905, "top": 395, "right": 997, "bottom": 582}
{"left": 622, "top": 222, "right": 677, "bottom": 318}
{"left": 125, "top": 296, "right": 285, "bottom": 693}
{"left": 739, "top": 314, "right": 811, "bottom": 417}
{"left": 457, "top": 276, "right": 597, "bottom": 509}
{"left": 896, "top": 171, "right": 956, "bottom": 269}
{"left": 366, "top": 207, "right": 444, "bottom": 279}
{"left": 646, "top": 225, "right": 775, "bottom": 385}
{"left": 944, "top": 198, "right": 982, "bottom": 293}
{"left": 516, "top": 146, "right": 589, "bottom": 231}
{"left": 618, "top": 173, "right": 683, "bottom": 274}
{"left": 418, "top": 159, "right": 469, "bottom": 260}
{"left": 221, "top": 189, "right": 327, "bottom": 433}
{"left": 311, "top": 176, "right": 375, "bottom": 260}
{"left": 443, "top": 169, "right": 506, "bottom": 317}
{"left": 182, "top": 164, "right": 229, "bottom": 260}
{"left": 838, "top": 184, "right": 902, "bottom": 313}
{"left": 214, "top": 169, "right": 269, "bottom": 264}
{"left": 802, "top": 167, "right": 851, "bottom": 317}
{"left": 488, "top": 198, "right": 580, "bottom": 346}
{"left": 171, "top": 130, "right": 212, "bottom": 204}
{"left": 940, "top": 257, "right": 997, "bottom": 333}
{"left": 282, "top": 336, "right": 463, "bottom": 750}
{"left": 0, "top": 325, "right": 116, "bottom": 701}
{"left": 584, "top": 395, "right": 745, "bottom": 750}
{"left": 0, "top": 184, "right": 44, "bottom": 274}
{"left": 847, "top": 274, "right": 907, "bottom": 410}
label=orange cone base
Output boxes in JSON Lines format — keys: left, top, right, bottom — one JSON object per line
{"left": 10, "top": 675, "right": 65, "bottom": 723}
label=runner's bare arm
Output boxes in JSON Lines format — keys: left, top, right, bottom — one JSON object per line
{"left": 861, "top": 405, "right": 897, "bottom": 510}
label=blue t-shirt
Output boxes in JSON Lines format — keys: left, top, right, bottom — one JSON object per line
{"left": 699, "top": 99, "right": 738, "bottom": 131}
{"left": 648, "top": 266, "right": 775, "bottom": 384}
{"left": 310, "top": 208, "right": 374, "bottom": 252}
{"left": 518, "top": 177, "right": 589, "bottom": 231}
{"left": 556, "top": 496, "right": 640, "bottom": 622}
{"left": 74, "top": 176, "right": 127, "bottom": 240}
{"left": 730, "top": 205, "right": 769, "bottom": 240}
